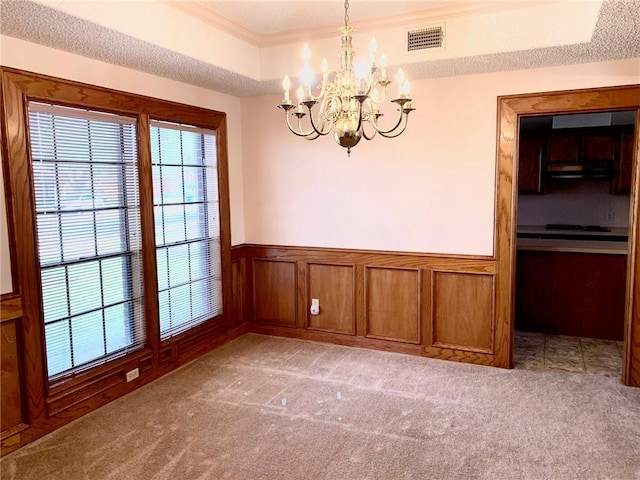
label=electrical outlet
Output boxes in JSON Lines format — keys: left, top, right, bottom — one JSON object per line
{"left": 126, "top": 368, "right": 139, "bottom": 382}
{"left": 310, "top": 298, "right": 320, "bottom": 316}
{"left": 607, "top": 211, "right": 615, "bottom": 222}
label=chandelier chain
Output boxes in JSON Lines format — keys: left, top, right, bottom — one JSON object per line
{"left": 344, "top": 0, "right": 349, "bottom": 27}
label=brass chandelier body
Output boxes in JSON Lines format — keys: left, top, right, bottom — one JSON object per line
{"left": 277, "top": 0, "right": 415, "bottom": 155}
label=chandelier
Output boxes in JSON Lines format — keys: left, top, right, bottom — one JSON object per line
{"left": 277, "top": 0, "right": 416, "bottom": 155}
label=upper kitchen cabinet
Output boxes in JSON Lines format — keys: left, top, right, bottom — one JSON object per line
{"left": 613, "top": 131, "right": 636, "bottom": 195}
{"left": 547, "top": 130, "right": 616, "bottom": 164}
{"left": 518, "top": 111, "right": 636, "bottom": 195}
{"left": 547, "top": 134, "right": 580, "bottom": 163}
{"left": 582, "top": 132, "right": 616, "bottom": 162}
{"left": 518, "top": 135, "right": 544, "bottom": 194}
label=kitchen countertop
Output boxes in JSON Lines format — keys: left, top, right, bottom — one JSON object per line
{"left": 517, "top": 225, "right": 629, "bottom": 255}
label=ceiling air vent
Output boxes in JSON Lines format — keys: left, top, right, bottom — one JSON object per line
{"left": 407, "top": 25, "right": 445, "bottom": 52}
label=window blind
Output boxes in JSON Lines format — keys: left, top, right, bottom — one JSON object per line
{"left": 28, "top": 102, "right": 145, "bottom": 378}
{"left": 150, "top": 120, "right": 222, "bottom": 339}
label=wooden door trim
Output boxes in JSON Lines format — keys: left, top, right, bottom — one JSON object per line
{"left": 495, "top": 84, "right": 640, "bottom": 385}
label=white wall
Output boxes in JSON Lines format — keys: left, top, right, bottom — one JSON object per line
{"left": 241, "top": 58, "right": 640, "bottom": 255}
{"left": 0, "top": 36, "right": 246, "bottom": 295}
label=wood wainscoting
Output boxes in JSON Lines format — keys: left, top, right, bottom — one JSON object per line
{"left": 232, "top": 245, "right": 504, "bottom": 366}
{"left": 0, "top": 295, "right": 29, "bottom": 453}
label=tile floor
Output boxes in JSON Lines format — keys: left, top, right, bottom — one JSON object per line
{"left": 514, "top": 330, "right": 624, "bottom": 377}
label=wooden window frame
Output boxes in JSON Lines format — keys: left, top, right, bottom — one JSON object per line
{"left": 0, "top": 67, "right": 232, "bottom": 424}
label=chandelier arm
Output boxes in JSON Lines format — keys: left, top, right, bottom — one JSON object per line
{"left": 362, "top": 123, "right": 377, "bottom": 141}
{"left": 375, "top": 114, "right": 410, "bottom": 139}
{"left": 308, "top": 107, "right": 333, "bottom": 137}
{"left": 284, "top": 113, "right": 318, "bottom": 138}
{"left": 304, "top": 132, "right": 322, "bottom": 141}
{"left": 352, "top": 99, "right": 365, "bottom": 135}
{"left": 369, "top": 107, "right": 405, "bottom": 135}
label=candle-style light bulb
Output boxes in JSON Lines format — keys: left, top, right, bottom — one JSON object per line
{"left": 371, "top": 89, "right": 380, "bottom": 113}
{"left": 396, "top": 68, "right": 406, "bottom": 97}
{"left": 282, "top": 75, "right": 291, "bottom": 103}
{"left": 302, "top": 44, "right": 311, "bottom": 63}
{"left": 321, "top": 58, "right": 329, "bottom": 74}
{"left": 296, "top": 85, "right": 305, "bottom": 113}
{"left": 402, "top": 80, "right": 411, "bottom": 97}
{"left": 355, "top": 59, "right": 368, "bottom": 93}
{"left": 369, "top": 37, "right": 377, "bottom": 65}
{"left": 379, "top": 53, "right": 388, "bottom": 79}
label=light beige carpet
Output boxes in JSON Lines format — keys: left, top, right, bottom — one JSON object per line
{"left": 2, "top": 333, "right": 640, "bottom": 480}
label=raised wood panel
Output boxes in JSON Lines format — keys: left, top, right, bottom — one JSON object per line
{"left": 245, "top": 245, "right": 499, "bottom": 363}
{"left": 431, "top": 271, "right": 494, "bottom": 353}
{"left": 253, "top": 260, "right": 297, "bottom": 327}
{"left": 365, "top": 267, "right": 420, "bottom": 344}
{"left": 1, "top": 319, "right": 24, "bottom": 434}
{"left": 307, "top": 263, "right": 355, "bottom": 335}
{"left": 232, "top": 259, "right": 245, "bottom": 326}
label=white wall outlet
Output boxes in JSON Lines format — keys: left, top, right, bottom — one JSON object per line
{"left": 126, "top": 368, "right": 139, "bottom": 382}
{"left": 310, "top": 298, "right": 320, "bottom": 316}
{"left": 607, "top": 211, "right": 615, "bottom": 221}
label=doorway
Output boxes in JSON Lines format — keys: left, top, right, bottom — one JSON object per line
{"left": 495, "top": 85, "right": 640, "bottom": 386}
{"left": 513, "top": 110, "right": 634, "bottom": 376}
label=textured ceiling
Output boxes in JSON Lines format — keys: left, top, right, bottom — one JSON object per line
{"left": 1, "top": 0, "right": 639, "bottom": 98}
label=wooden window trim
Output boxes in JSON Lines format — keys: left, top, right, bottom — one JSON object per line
{"left": 0, "top": 67, "right": 233, "bottom": 424}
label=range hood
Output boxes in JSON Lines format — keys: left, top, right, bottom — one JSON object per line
{"left": 546, "top": 163, "right": 613, "bottom": 179}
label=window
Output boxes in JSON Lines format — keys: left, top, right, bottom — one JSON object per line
{"left": 150, "top": 121, "right": 222, "bottom": 338}
{"left": 28, "top": 103, "right": 144, "bottom": 378}
{"left": 3, "top": 69, "right": 231, "bottom": 395}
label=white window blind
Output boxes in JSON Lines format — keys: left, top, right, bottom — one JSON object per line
{"left": 150, "top": 120, "right": 222, "bottom": 339}
{"left": 28, "top": 102, "right": 145, "bottom": 378}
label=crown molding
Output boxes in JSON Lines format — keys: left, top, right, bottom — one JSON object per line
{"left": 165, "top": 1, "right": 552, "bottom": 48}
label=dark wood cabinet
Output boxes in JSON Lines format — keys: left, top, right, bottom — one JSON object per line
{"left": 614, "top": 132, "right": 635, "bottom": 194}
{"left": 547, "top": 134, "right": 579, "bottom": 163}
{"left": 515, "top": 250, "right": 626, "bottom": 340}
{"left": 548, "top": 132, "right": 616, "bottom": 164}
{"left": 518, "top": 136, "right": 544, "bottom": 193}
{"left": 582, "top": 133, "right": 616, "bottom": 162}
{"left": 521, "top": 127, "right": 634, "bottom": 195}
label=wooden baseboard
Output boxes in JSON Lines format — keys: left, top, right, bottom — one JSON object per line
{"left": 249, "top": 323, "right": 423, "bottom": 356}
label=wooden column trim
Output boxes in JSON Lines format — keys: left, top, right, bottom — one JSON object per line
{"left": 624, "top": 108, "right": 640, "bottom": 386}
{"left": 493, "top": 100, "right": 517, "bottom": 368}
{"left": 1, "top": 69, "right": 48, "bottom": 423}
{"left": 215, "top": 118, "right": 234, "bottom": 331}
{"left": 136, "top": 114, "right": 160, "bottom": 364}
